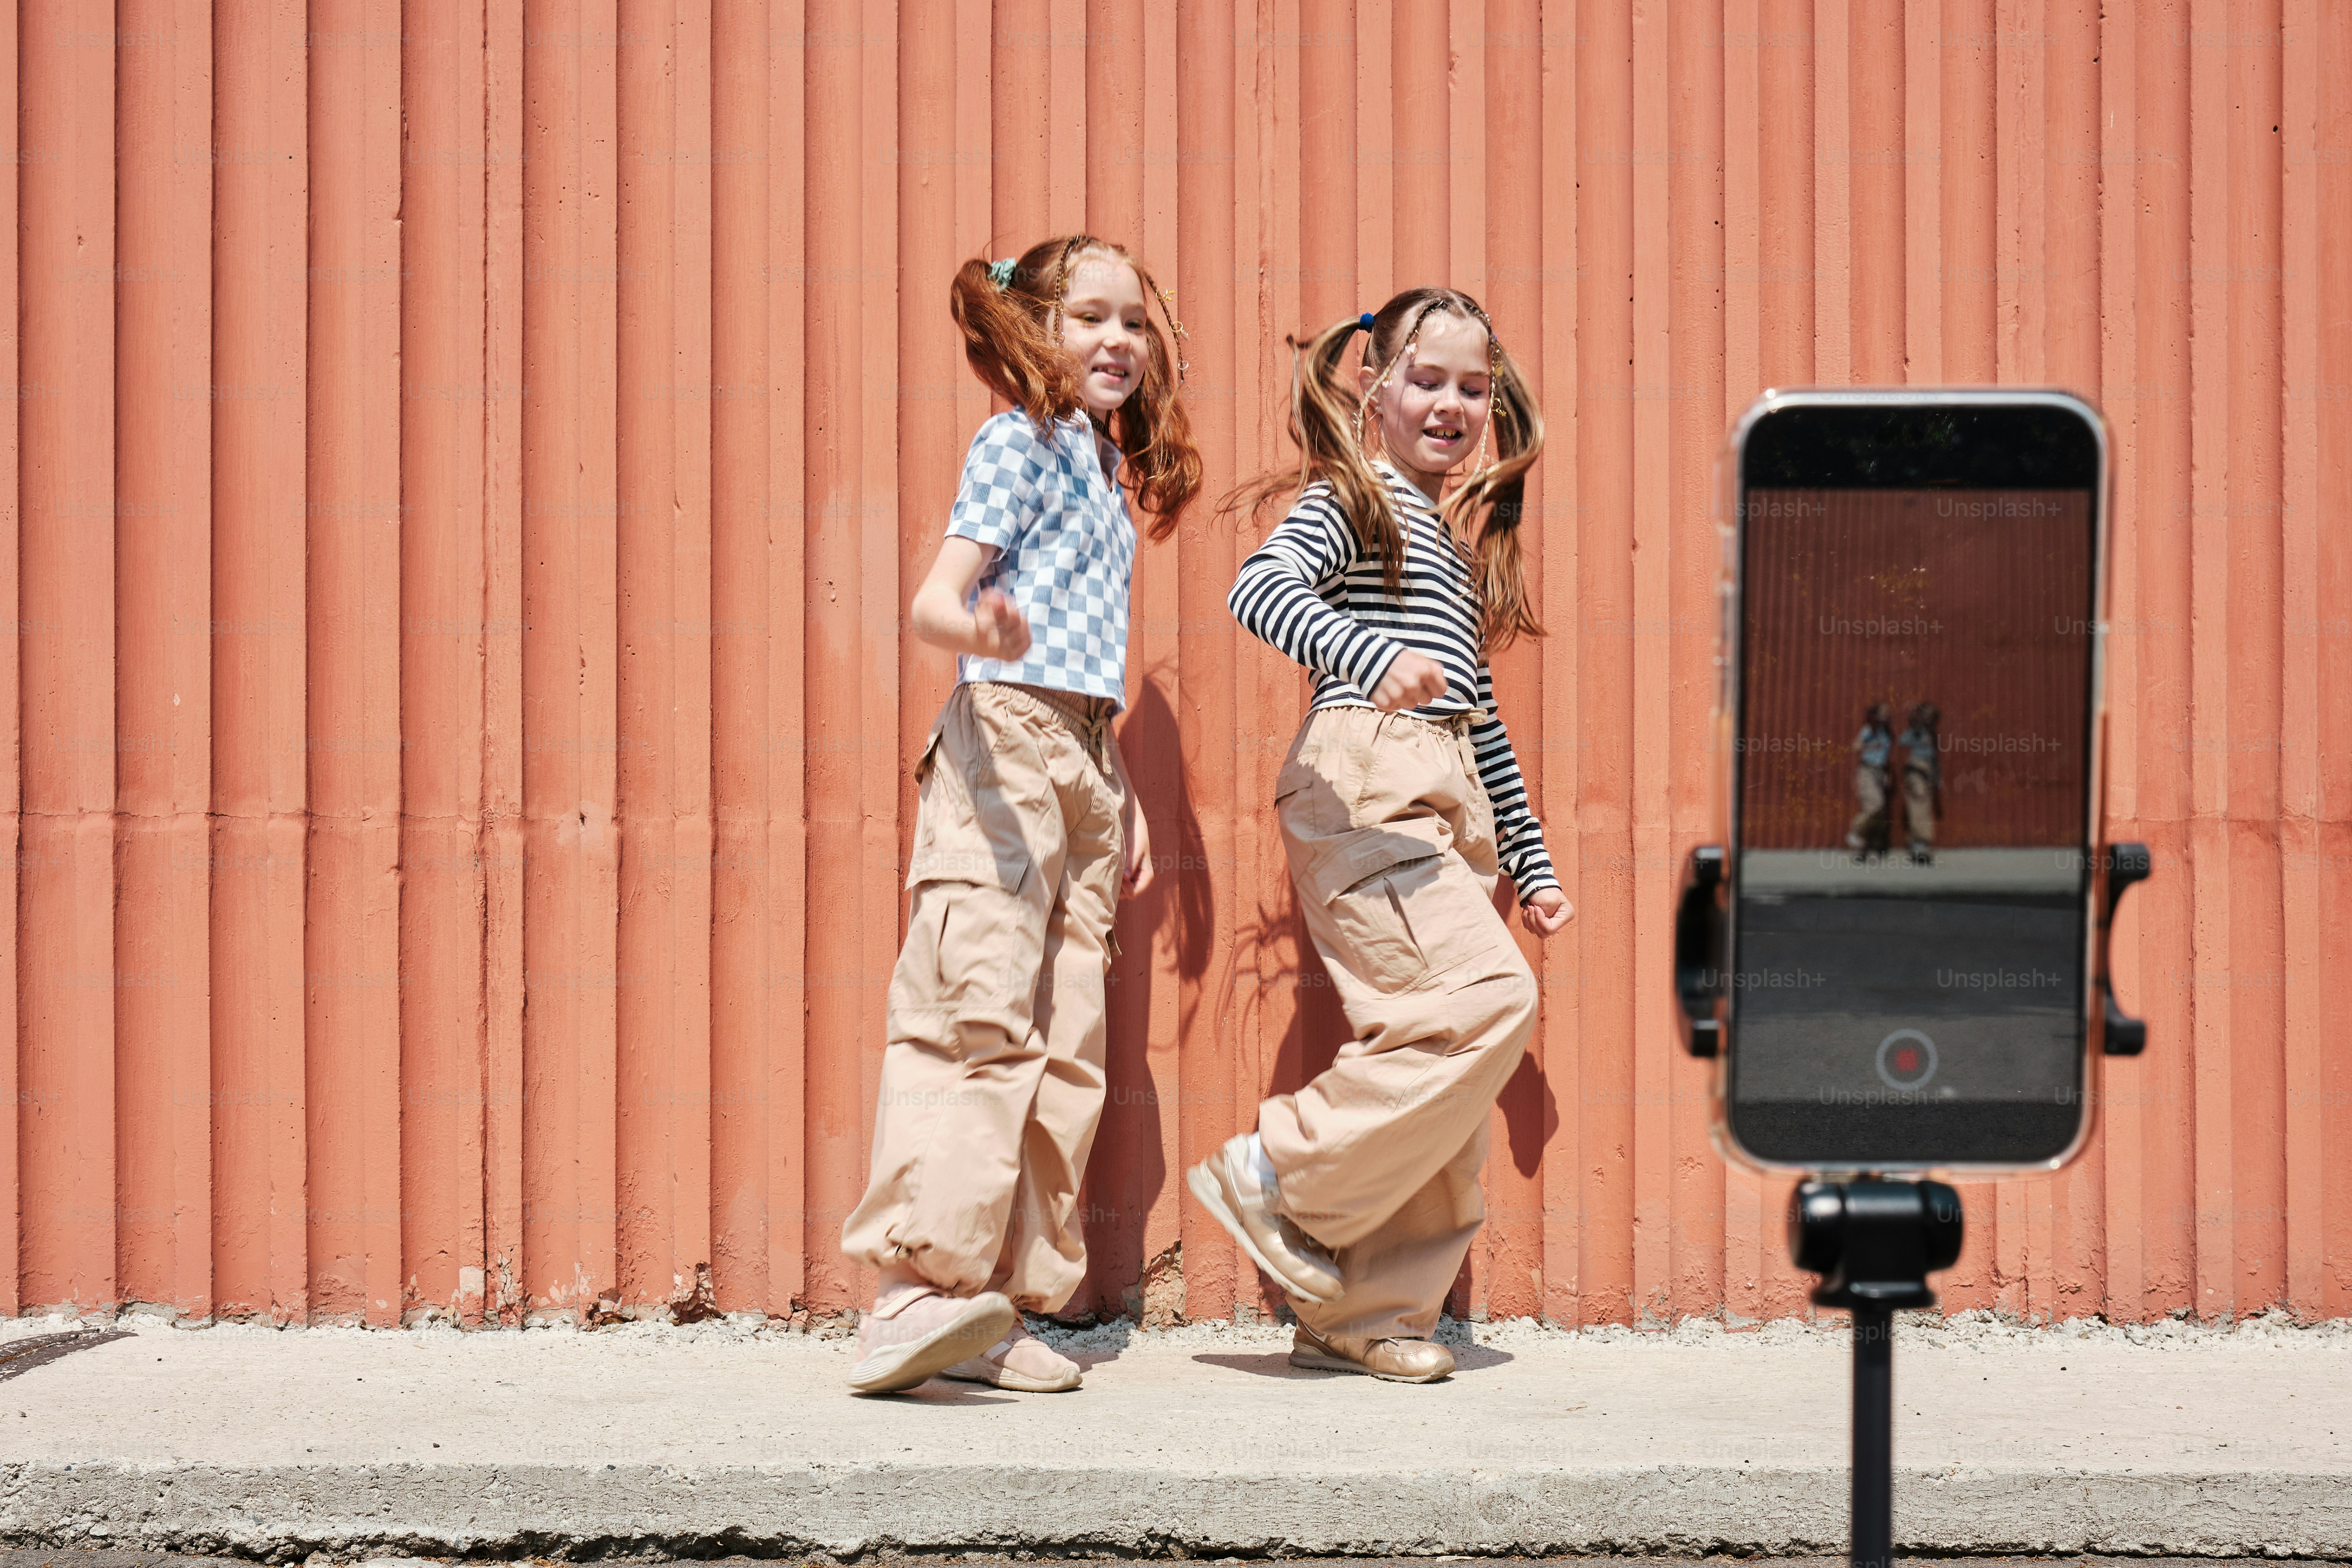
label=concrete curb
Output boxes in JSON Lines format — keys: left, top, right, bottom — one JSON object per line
{"left": 8, "top": 1462, "right": 2351, "bottom": 1560}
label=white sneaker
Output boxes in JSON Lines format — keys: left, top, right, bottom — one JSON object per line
{"left": 1185, "top": 1133, "right": 1342, "bottom": 1303}
{"left": 848, "top": 1288, "right": 1017, "bottom": 1394}
{"left": 942, "top": 1317, "right": 1082, "bottom": 1392}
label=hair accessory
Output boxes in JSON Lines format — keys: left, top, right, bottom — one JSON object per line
{"left": 1472, "top": 303, "right": 1501, "bottom": 475}
{"left": 1047, "top": 236, "right": 1082, "bottom": 342}
{"left": 1355, "top": 299, "right": 1443, "bottom": 456}
{"left": 1357, "top": 312, "right": 1375, "bottom": 332}
{"left": 1155, "top": 286, "right": 1192, "bottom": 388}
{"left": 987, "top": 258, "right": 1017, "bottom": 289}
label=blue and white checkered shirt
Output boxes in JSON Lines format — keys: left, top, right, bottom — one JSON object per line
{"left": 949, "top": 410, "right": 1137, "bottom": 709}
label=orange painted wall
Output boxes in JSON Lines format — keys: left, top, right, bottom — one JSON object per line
{"left": 9, "top": 1, "right": 2346, "bottom": 1327}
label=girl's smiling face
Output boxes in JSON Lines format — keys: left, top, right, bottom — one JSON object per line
{"left": 1058, "top": 252, "right": 1152, "bottom": 415}
{"left": 1363, "top": 308, "right": 1491, "bottom": 494}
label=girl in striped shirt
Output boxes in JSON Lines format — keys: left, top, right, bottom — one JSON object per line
{"left": 1189, "top": 287, "right": 1571, "bottom": 1383}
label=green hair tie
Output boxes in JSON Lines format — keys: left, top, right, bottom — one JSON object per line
{"left": 987, "top": 258, "right": 1017, "bottom": 289}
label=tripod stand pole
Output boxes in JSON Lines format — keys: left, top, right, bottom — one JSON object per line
{"left": 1788, "top": 1179, "right": 1962, "bottom": 1568}
{"left": 1850, "top": 1300, "right": 1894, "bottom": 1568}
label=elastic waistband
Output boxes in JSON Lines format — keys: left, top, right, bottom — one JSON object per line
{"left": 969, "top": 683, "right": 1117, "bottom": 776}
{"left": 1315, "top": 701, "right": 1480, "bottom": 737}
{"left": 1395, "top": 707, "right": 1478, "bottom": 737}
{"left": 984, "top": 680, "right": 1116, "bottom": 732}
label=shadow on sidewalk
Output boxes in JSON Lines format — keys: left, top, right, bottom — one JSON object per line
{"left": 1189, "top": 1345, "right": 1516, "bottom": 1379}
{"left": 860, "top": 1383, "right": 1019, "bottom": 1405}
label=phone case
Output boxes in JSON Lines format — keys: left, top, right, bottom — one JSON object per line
{"left": 1700, "top": 387, "right": 2116, "bottom": 1178}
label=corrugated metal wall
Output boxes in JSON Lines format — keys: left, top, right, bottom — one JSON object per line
{"left": 7, "top": 0, "right": 2347, "bottom": 1327}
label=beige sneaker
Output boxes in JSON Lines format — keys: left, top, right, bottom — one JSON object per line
{"left": 1289, "top": 1324, "right": 1455, "bottom": 1383}
{"left": 942, "top": 1317, "right": 1083, "bottom": 1392}
{"left": 1185, "top": 1133, "right": 1342, "bottom": 1303}
{"left": 848, "top": 1287, "right": 1018, "bottom": 1394}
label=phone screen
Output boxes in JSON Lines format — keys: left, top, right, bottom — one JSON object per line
{"left": 1727, "top": 400, "right": 2102, "bottom": 1167}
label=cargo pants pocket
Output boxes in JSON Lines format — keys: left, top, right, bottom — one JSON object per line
{"left": 1329, "top": 847, "right": 1513, "bottom": 995}
{"left": 904, "top": 717, "right": 1036, "bottom": 897}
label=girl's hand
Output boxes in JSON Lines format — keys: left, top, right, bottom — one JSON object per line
{"left": 1106, "top": 732, "right": 1154, "bottom": 899}
{"left": 1370, "top": 651, "right": 1449, "bottom": 712}
{"left": 972, "top": 587, "right": 1033, "bottom": 661}
{"left": 1120, "top": 794, "right": 1155, "bottom": 898}
{"left": 1520, "top": 887, "right": 1573, "bottom": 937}
{"left": 907, "top": 538, "right": 1035, "bottom": 660}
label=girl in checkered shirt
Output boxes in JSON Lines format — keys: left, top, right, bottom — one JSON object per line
{"left": 842, "top": 237, "right": 1200, "bottom": 1395}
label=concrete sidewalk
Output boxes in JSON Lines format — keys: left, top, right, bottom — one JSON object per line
{"left": 0, "top": 1313, "right": 2345, "bottom": 1560}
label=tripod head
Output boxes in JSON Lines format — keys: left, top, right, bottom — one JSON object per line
{"left": 1789, "top": 1177, "right": 1964, "bottom": 1311}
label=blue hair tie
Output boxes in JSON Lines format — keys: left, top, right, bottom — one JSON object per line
{"left": 987, "top": 258, "right": 1017, "bottom": 289}
{"left": 1357, "top": 312, "right": 1375, "bottom": 332}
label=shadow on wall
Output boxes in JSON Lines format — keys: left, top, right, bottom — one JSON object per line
{"left": 1075, "top": 675, "right": 1192, "bottom": 1319}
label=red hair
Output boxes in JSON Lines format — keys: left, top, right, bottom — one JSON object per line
{"left": 948, "top": 235, "right": 1204, "bottom": 541}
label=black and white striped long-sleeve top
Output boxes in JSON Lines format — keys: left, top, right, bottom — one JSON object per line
{"left": 1226, "top": 462, "right": 1559, "bottom": 902}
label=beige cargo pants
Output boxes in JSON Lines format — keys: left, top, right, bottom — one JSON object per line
{"left": 1901, "top": 766, "right": 1936, "bottom": 850}
{"left": 1850, "top": 763, "right": 1891, "bottom": 848}
{"left": 1259, "top": 704, "right": 1539, "bottom": 1343}
{"left": 840, "top": 681, "right": 1125, "bottom": 1313}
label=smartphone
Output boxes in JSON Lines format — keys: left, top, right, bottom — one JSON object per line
{"left": 1708, "top": 390, "right": 2111, "bottom": 1173}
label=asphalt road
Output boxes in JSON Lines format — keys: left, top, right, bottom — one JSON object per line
{"left": 8, "top": 1555, "right": 2345, "bottom": 1568}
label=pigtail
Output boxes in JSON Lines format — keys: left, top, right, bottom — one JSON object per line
{"left": 1441, "top": 328, "right": 1546, "bottom": 649}
{"left": 1217, "top": 314, "right": 1410, "bottom": 593}
{"left": 948, "top": 255, "right": 1081, "bottom": 432}
{"left": 1113, "top": 262, "right": 1205, "bottom": 541}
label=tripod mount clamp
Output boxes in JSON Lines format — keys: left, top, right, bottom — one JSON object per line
{"left": 2097, "top": 841, "right": 2152, "bottom": 1056}
{"left": 1679, "top": 840, "right": 2154, "bottom": 1059}
{"left": 1674, "top": 845, "right": 1727, "bottom": 1057}
{"left": 1789, "top": 1176, "right": 1964, "bottom": 1311}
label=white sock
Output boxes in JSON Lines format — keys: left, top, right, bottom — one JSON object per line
{"left": 1246, "top": 1132, "right": 1282, "bottom": 1206}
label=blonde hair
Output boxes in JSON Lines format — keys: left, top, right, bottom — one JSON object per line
{"left": 1218, "top": 286, "right": 1545, "bottom": 648}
